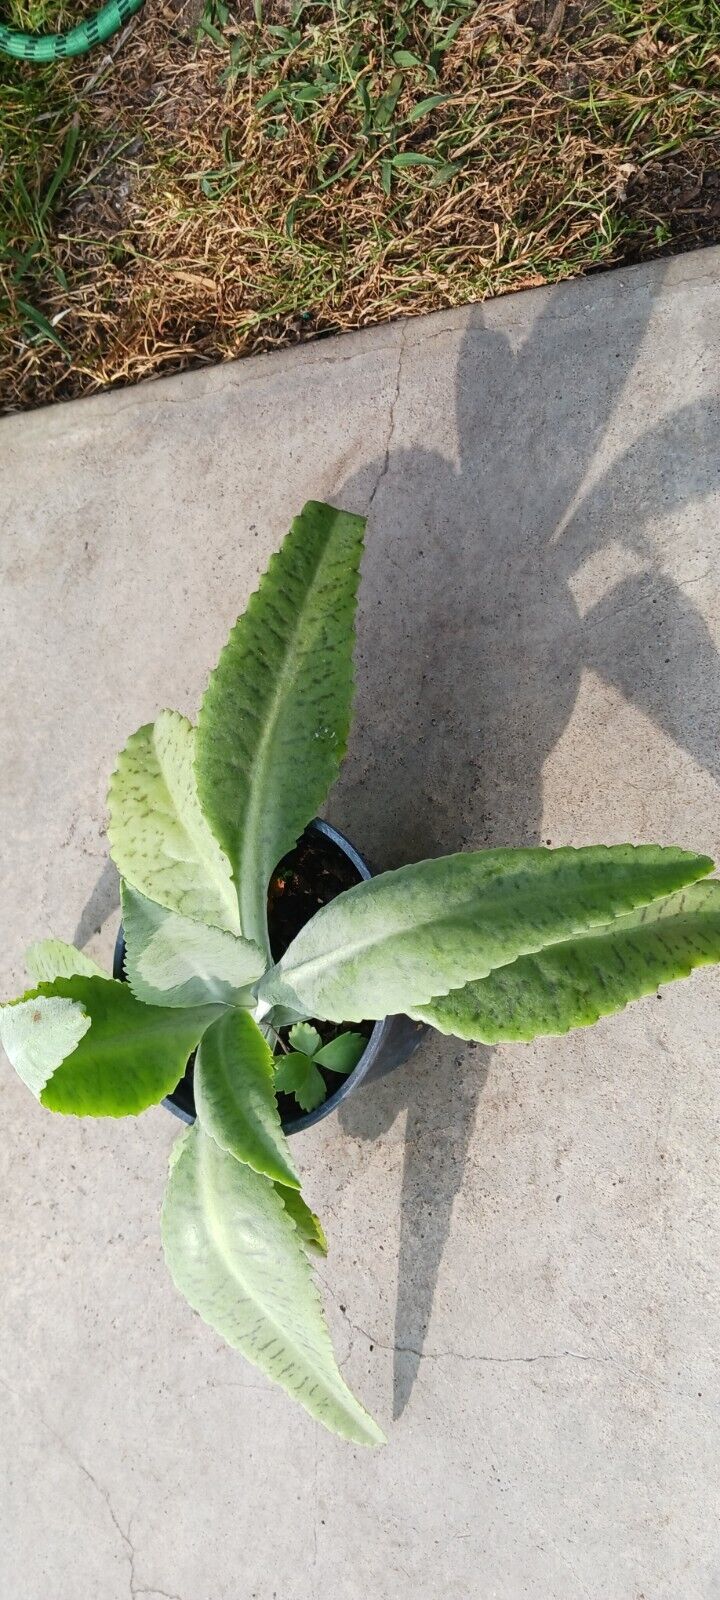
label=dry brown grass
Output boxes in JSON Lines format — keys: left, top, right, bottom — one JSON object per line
{"left": 1, "top": 0, "right": 718, "bottom": 411}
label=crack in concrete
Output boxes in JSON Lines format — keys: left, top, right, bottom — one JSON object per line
{"left": 675, "top": 567, "right": 714, "bottom": 589}
{"left": 316, "top": 1291, "right": 720, "bottom": 1416}
{"left": 319, "top": 1275, "right": 595, "bottom": 1367}
{"left": 396, "top": 1346, "right": 595, "bottom": 1365}
{"left": 0, "top": 1374, "right": 145, "bottom": 1598}
{"left": 302, "top": 342, "right": 399, "bottom": 369}
{"left": 368, "top": 322, "right": 407, "bottom": 511}
{"left": 134, "top": 1591, "right": 185, "bottom": 1600}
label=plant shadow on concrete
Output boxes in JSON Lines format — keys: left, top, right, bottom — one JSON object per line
{"left": 334, "top": 264, "right": 720, "bottom": 1419}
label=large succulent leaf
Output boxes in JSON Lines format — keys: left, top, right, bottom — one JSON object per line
{"left": 275, "top": 1186, "right": 328, "bottom": 1256}
{"left": 1, "top": 976, "right": 220, "bottom": 1116}
{"left": 257, "top": 845, "right": 713, "bottom": 1022}
{"left": 108, "top": 710, "right": 240, "bottom": 934}
{"left": 415, "top": 879, "right": 720, "bottom": 1042}
{"left": 161, "top": 1125, "right": 384, "bottom": 1445}
{"left": 195, "top": 502, "right": 365, "bottom": 951}
{"left": 120, "top": 882, "right": 264, "bottom": 1009}
{"left": 26, "top": 940, "right": 106, "bottom": 983}
{"left": 193, "top": 1008, "right": 299, "bottom": 1189}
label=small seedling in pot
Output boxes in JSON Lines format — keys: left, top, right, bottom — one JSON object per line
{"left": 274, "top": 1022, "right": 366, "bottom": 1112}
{"left": 3, "top": 501, "right": 720, "bottom": 1445}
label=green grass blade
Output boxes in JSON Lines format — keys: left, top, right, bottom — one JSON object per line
{"left": 38, "top": 115, "right": 80, "bottom": 224}
{"left": 16, "top": 299, "right": 69, "bottom": 356}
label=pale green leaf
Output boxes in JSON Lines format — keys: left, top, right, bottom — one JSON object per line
{"left": 257, "top": 846, "right": 713, "bottom": 1022}
{"left": 3, "top": 975, "right": 219, "bottom": 1116}
{"left": 415, "top": 880, "right": 720, "bottom": 1042}
{"left": 108, "top": 710, "right": 240, "bottom": 934}
{"left": 26, "top": 940, "right": 106, "bottom": 983}
{"left": 274, "top": 1052, "right": 327, "bottom": 1112}
{"left": 120, "top": 882, "right": 264, "bottom": 1009}
{"left": 288, "top": 1021, "right": 322, "bottom": 1056}
{"left": 314, "top": 1031, "right": 366, "bottom": 1073}
{"left": 161, "top": 1126, "right": 384, "bottom": 1445}
{"left": 275, "top": 1185, "right": 328, "bottom": 1255}
{"left": 0, "top": 994, "right": 90, "bottom": 1098}
{"left": 194, "top": 1008, "right": 299, "bottom": 1188}
{"left": 195, "top": 502, "right": 365, "bottom": 950}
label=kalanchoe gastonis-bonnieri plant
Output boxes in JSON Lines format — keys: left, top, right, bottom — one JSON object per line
{"left": 3, "top": 502, "right": 720, "bottom": 1445}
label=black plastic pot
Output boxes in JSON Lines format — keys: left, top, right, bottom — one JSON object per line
{"left": 113, "top": 818, "right": 427, "bottom": 1135}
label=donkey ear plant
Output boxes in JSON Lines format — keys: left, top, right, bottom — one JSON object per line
{"left": 3, "top": 502, "right": 720, "bottom": 1445}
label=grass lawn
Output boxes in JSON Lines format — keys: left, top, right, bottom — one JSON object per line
{"left": 1, "top": 0, "right": 718, "bottom": 410}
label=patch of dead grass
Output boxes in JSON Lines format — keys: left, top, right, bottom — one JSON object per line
{"left": 1, "top": 0, "right": 718, "bottom": 410}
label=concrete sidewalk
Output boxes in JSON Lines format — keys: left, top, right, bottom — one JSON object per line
{"left": 2, "top": 248, "right": 720, "bottom": 1600}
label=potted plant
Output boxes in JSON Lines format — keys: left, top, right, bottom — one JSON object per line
{"left": 2, "top": 501, "right": 720, "bottom": 1447}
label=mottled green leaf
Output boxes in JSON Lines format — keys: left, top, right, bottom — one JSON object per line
{"left": 0, "top": 994, "right": 90, "bottom": 1098}
{"left": 258, "top": 846, "right": 713, "bottom": 1022}
{"left": 120, "top": 882, "right": 263, "bottom": 1009}
{"left": 108, "top": 710, "right": 239, "bottom": 934}
{"left": 274, "top": 1052, "right": 327, "bottom": 1112}
{"left": 194, "top": 1008, "right": 299, "bottom": 1189}
{"left": 2, "top": 975, "right": 219, "bottom": 1116}
{"left": 275, "top": 1185, "right": 328, "bottom": 1255}
{"left": 415, "top": 880, "right": 720, "bottom": 1042}
{"left": 195, "top": 502, "right": 365, "bottom": 951}
{"left": 26, "top": 940, "right": 106, "bottom": 983}
{"left": 161, "top": 1126, "right": 383, "bottom": 1445}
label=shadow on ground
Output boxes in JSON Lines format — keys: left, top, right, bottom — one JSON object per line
{"left": 73, "top": 858, "right": 120, "bottom": 950}
{"left": 334, "top": 269, "right": 720, "bottom": 1418}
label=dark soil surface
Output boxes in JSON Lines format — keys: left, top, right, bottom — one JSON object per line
{"left": 622, "top": 143, "right": 720, "bottom": 261}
